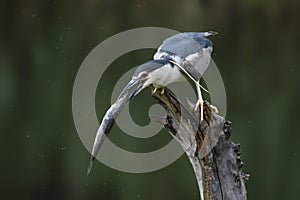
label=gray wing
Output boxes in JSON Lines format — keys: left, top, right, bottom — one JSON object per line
{"left": 180, "top": 46, "right": 212, "bottom": 80}
{"left": 155, "top": 33, "right": 203, "bottom": 59}
{"left": 154, "top": 32, "right": 214, "bottom": 81}
{"left": 156, "top": 32, "right": 214, "bottom": 58}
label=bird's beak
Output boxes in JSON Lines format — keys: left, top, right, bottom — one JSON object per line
{"left": 207, "top": 31, "right": 218, "bottom": 36}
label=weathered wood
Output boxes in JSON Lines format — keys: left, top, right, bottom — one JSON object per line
{"left": 150, "top": 85, "right": 249, "bottom": 200}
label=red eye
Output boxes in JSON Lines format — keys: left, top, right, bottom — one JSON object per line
{"left": 139, "top": 72, "right": 149, "bottom": 78}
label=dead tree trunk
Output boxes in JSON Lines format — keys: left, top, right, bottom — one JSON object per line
{"left": 150, "top": 85, "right": 249, "bottom": 200}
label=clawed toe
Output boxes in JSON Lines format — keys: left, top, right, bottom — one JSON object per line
{"left": 210, "top": 104, "right": 219, "bottom": 113}
{"left": 152, "top": 87, "right": 158, "bottom": 94}
{"left": 152, "top": 87, "right": 165, "bottom": 95}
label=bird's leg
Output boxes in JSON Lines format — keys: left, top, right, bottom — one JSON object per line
{"left": 168, "top": 60, "right": 209, "bottom": 93}
{"left": 195, "top": 80, "right": 204, "bottom": 122}
{"left": 167, "top": 60, "right": 208, "bottom": 121}
{"left": 152, "top": 86, "right": 158, "bottom": 94}
{"left": 152, "top": 85, "right": 164, "bottom": 95}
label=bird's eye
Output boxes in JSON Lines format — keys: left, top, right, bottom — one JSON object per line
{"left": 138, "top": 71, "right": 148, "bottom": 78}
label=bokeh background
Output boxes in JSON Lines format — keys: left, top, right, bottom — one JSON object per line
{"left": 1, "top": 0, "right": 300, "bottom": 199}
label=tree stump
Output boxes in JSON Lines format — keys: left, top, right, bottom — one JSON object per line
{"left": 150, "top": 85, "right": 249, "bottom": 200}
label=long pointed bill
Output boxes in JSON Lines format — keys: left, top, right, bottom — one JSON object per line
{"left": 87, "top": 78, "right": 145, "bottom": 175}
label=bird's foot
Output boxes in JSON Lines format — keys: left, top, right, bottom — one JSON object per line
{"left": 194, "top": 99, "right": 204, "bottom": 122}
{"left": 152, "top": 87, "right": 164, "bottom": 95}
{"left": 210, "top": 104, "right": 219, "bottom": 113}
{"left": 152, "top": 87, "right": 158, "bottom": 94}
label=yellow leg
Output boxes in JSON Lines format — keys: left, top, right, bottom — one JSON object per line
{"left": 195, "top": 80, "right": 204, "bottom": 121}
{"left": 160, "top": 87, "right": 165, "bottom": 94}
{"left": 153, "top": 87, "right": 157, "bottom": 94}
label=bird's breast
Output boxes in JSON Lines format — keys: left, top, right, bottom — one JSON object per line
{"left": 145, "top": 64, "right": 184, "bottom": 87}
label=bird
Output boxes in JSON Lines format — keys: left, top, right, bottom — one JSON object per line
{"left": 153, "top": 31, "right": 218, "bottom": 121}
{"left": 87, "top": 31, "right": 217, "bottom": 175}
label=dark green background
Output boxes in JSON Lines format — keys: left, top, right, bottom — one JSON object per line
{"left": 1, "top": 0, "right": 300, "bottom": 199}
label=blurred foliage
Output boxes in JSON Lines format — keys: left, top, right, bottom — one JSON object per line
{"left": 1, "top": 0, "right": 300, "bottom": 199}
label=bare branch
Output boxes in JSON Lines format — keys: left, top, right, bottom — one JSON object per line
{"left": 150, "top": 85, "right": 249, "bottom": 200}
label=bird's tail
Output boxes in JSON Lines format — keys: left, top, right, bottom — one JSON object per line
{"left": 87, "top": 78, "right": 146, "bottom": 175}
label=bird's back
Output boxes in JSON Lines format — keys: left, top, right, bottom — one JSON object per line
{"left": 154, "top": 32, "right": 215, "bottom": 80}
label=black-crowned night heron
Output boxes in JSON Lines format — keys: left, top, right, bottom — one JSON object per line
{"left": 87, "top": 31, "right": 217, "bottom": 174}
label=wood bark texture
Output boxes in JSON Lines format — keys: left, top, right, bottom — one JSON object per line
{"left": 150, "top": 85, "right": 249, "bottom": 200}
